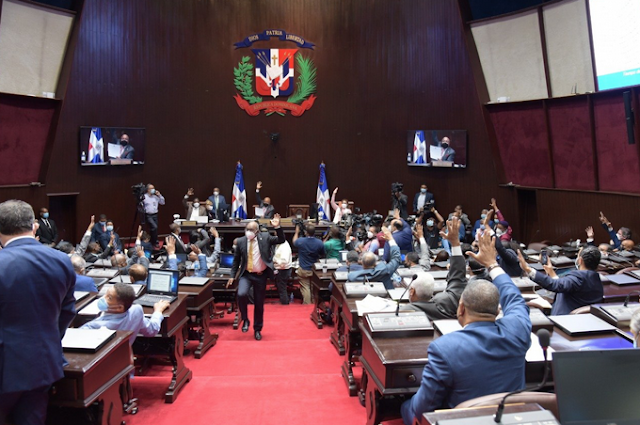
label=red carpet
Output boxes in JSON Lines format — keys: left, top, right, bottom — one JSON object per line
{"left": 127, "top": 301, "right": 370, "bottom": 425}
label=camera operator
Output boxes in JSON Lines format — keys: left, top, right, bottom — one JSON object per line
{"left": 143, "top": 184, "right": 165, "bottom": 248}
{"left": 391, "top": 182, "right": 409, "bottom": 219}
{"left": 323, "top": 225, "right": 345, "bottom": 260}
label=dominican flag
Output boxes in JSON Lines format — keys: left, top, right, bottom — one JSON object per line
{"left": 316, "top": 163, "right": 331, "bottom": 221}
{"left": 412, "top": 130, "right": 426, "bottom": 164}
{"left": 88, "top": 127, "right": 104, "bottom": 163}
{"left": 231, "top": 162, "right": 247, "bottom": 219}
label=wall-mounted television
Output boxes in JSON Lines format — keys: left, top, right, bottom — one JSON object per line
{"left": 79, "top": 127, "right": 145, "bottom": 166}
{"left": 406, "top": 130, "right": 467, "bottom": 168}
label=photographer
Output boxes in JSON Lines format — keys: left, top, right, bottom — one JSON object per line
{"left": 391, "top": 182, "right": 409, "bottom": 219}
{"left": 143, "top": 183, "right": 165, "bottom": 247}
{"left": 323, "top": 225, "right": 345, "bottom": 260}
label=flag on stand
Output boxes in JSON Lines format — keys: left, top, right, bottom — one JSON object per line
{"left": 231, "top": 162, "right": 247, "bottom": 219}
{"left": 316, "top": 163, "right": 331, "bottom": 221}
{"left": 412, "top": 130, "right": 426, "bottom": 164}
{"left": 88, "top": 127, "right": 104, "bottom": 163}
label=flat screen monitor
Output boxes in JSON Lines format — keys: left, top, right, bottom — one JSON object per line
{"left": 147, "top": 269, "right": 179, "bottom": 295}
{"left": 589, "top": 0, "right": 640, "bottom": 91}
{"left": 406, "top": 130, "right": 467, "bottom": 168}
{"left": 553, "top": 349, "right": 640, "bottom": 425}
{"left": 79, "top": 126, "right": 145, "bottom": 166}
{"left": 219, "top": 253, "right": 234, "bottom": 268}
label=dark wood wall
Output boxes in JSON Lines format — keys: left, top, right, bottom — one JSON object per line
{"left": 1, "top": 0, "right": 512, "bottom": 242}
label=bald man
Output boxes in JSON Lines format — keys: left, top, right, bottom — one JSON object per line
{"left": 255, "top": 181, "right": 274, "bottom": 219}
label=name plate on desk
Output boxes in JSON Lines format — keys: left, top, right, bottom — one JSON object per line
{"left": 314, "top": 262, "right": 341, "bottom": 270}
{"left": 511, "top": 277, "right": 537, "bottom": 289}
{"left": 364, "top": 311, "right": 434, "bottom": 338}
{"left": 333, "top": 271, "right": 349, "bottom": 281}
{"left": 86, "top": 268, "right": 119, "bottom": 278}
{"left": 591, "top": 302, "right": 640, "bottom": 327}
{"left": 181, "top": 220, "right": 197, "bottom": 226}
{"left": 344, "top": 281, "right": 387, "bottom": 297}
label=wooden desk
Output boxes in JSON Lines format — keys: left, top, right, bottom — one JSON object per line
{"left": 210, "top": 275, "right": 240, "bottom": 329}
{"left": 179, "top": 279, "right": 219, "bottom": 359}
{"left": 310, "top": 270, "right": 333, "bottom": 329}
{"left": 133, "top": 294, "right": 192, "bottom": 403}
{"left": 47, "top": 331, "right": 133, "bottom": 425}
{"left": 602, "top": 281, "right": 640, "bottom": 303}
{"left": 418, "top": 403, "right": 546, "bottom": 425}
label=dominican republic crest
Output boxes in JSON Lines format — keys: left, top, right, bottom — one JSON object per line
{"left": 233, "top": 30, "right": 317, "bottom": 117}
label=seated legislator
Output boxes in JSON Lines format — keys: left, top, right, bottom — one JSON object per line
{"left": 99, "top": 220, "right": 123, "bottom": 252}
{"left": 111, "top": 246, "right": 150, "bottom": 276}
{"left": 383, "top": 211, "right": 413, "bottom": 262}
{"left": 81, "top": 282, "right": 169, "bottom": 344}
{"left": 337, "top": 250, "right": 363, "bottom": 273}
{"left": 255, "top": 181, "right": 275, "bottom": 219}
{"left": 401, "top": 227, "right": 532, "bottom": 425}
{"left": 183, "top": 188, "right": 208, "bottom": 221}
{"left": 83, "top": 241, "right": 113, "bottom": 264}
{"left": 410, "top": 219, "right": 468, "bottom": 320}
{"left": 90, "top": 214, "right": 109, "bottom": 243}
{"left": 168, "top": 223, "right": 188, "bottom": 255}
{"left": 128, "top": 264, "right": 148, "bottom": 286}
{"left": 348, "top": 226, "right": 401, "bottom": 289}
{"left": 165, "top": 237, "right": 208, "bottom": 278}
{"left": 518, "top": 246, "right": 603, "bottom": 315}
{"left": 70, "top": 255, "right": 99, "bottom": 292}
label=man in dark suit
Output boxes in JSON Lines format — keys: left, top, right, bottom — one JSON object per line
{"left": 441, "top": 136, "right": 455, "bottom": 162}
{"left": 207, "top": 187, "right": 228, "bottom": 220}
{"left": 410, "top": 219, "right": 467, "bottom": 319}
{"left": 348, "top": 226, "right": 401, "bottom": 289}
{"left": 0, "top": 200, "right": 76, "bottom": 425}
{"left": 35, "top": 207, "right": 58, "bottom": 246}
{"left": 412, "top": 184, "right": 435, "bottom": 215}
{"left": 168, "top": 223, "right": 188, "bottom": 255}
{"left": 116, "top": 133, "right": 135, "bottom": 160}
{"left": 401, "top": 221, "right": 531, "bottom": 425}
{"left": 518, "top": 245, "right": 602, "bottom": 315}
{"left": 90, "top": 214, "right": 108, "bottom": 243}
{"left": 99, "top": 220, "right": 123, "bottom": 252}
{"left": 255, "top": 181, "right": 275, "bottom": 219}
{"left": 226, "top": 214, "right": 285, "bottom": 340}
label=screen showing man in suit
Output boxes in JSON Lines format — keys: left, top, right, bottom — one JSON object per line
{"left": 79, "top": 126, "right": 145, "bottom": 166}
{"left": 406, "top": 129, "right": 467, "bottom": 168}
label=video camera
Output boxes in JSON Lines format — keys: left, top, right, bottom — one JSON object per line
{"left": 131, "top": 183, "right": 146, "bottom": 201}
{"left": 292, "top": 217, "right": 306, "bottom": 234}
{"left": 391, "top": 182, "right": 404, "bottom": 194}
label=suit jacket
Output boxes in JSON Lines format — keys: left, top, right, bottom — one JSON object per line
{"left": 441, "top": 146, "right": 455, "bottom": 162}
{"left": 120, "top": 144, "right": 135, "bottom": 159}
{"left": 383, "top": 219, "right": 413, "bottom": 261}
{"left": 75, "top": 274, "right": 99, "bottom": 292}
{"left": 348, "top": 244, "right": 402, "bottom": 289}
{"left": 411, "top": 253, "right": 467, "bottom": 320}
{"left": 168, "top": 233, "right": 188, "bottom": 254}
{"left": 182, "top": 198, "right": 207, "bottom": 219}
{"left": 36, "top": 217, "right": 58, "bottom": 245}
{"left": 495, "top": 238, "right": 522, "bottom": 278}
{"left": 532, "top": 269, "right": 603, "bottom": 315}
{"left": 401, "top": 272, "right": 531, "bottom": 424}
{"left": 231, "top": 227, "right": 286, "bottom": 278}
{"left": 392, "top": 193, "right": 409, "bottom": 219}
{"left": 207, "top": 194, "right": 228, "bottom": 219}
{"left": 0, "top": 238, "right": 76, "bottom": 393}
{"left": 412, "top": 191, "right": 434, "bottom": 213}
{"left": 255, "top": 191, "right": 275, "bottom": 218}
{"left": 99, "top": 231, "right": 123, "bottom": 252}
{"left": 91, "top": 222, "right": 108, "bottom": 243}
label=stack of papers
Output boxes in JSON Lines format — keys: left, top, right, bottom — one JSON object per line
{"left": 355, "top": 295, "right": 398, "bottom": 316}
{"left": 62, "top": 328, "right": 116, "bottom": 352}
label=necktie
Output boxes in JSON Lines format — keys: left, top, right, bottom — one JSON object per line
{"left": 215, "top": 196, "right": 219, "bottom": 209}
{"left": 247, "top": 239, "right": 254, "bottom": 272}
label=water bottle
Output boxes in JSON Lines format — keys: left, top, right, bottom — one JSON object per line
{"left": 81, "top": 151, "right": 86, "bottom": 162}
{"left": 322, "top": 263, "right": 328, "bottom": 274}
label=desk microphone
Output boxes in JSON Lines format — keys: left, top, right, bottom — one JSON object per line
{"left": 395, "top": 274, "right": 418, "bottom": 316}
{"left": 623, "top": 290, "right": 640, "bottom": 307}
{"left": 363, "top": 274, "right": 370, "bottom": 285}
{"left": 494, "top": 329, "right": 551, "bottom": 423}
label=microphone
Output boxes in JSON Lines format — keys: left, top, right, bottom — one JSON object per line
{"left": 395, "top": 274, "right": 418, "bottom": 316}
{"left": 494, "top": 329, "right": 551, "bottom": 423}
{"left": 624, "top": 290, "right": 640, "bottom": 307}
{"left": 363, "top": 274, "right": 370, "bottom": 285}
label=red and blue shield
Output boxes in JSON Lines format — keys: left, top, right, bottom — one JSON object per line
{"left": 252, "top": 49, "right": 297, "bottom": 98}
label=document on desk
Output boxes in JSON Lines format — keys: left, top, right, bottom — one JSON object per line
{"left": 356, "top": 295, "right": 398, "bottom": 316}
{"left": 526, "top": 332, "right": 555, "bottom": 362}
{"left": 62, "top": 328, "right": 116, "bottom": 352}
{"left": 521, "top": 293, "right": 552, "bottom": 310}
{"left": 78, "top": 298, "right": 102, "bottom": 316}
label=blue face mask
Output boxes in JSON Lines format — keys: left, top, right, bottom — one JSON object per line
{"left": 420, "top": 188, "right": 427, "bottom": 194}
{"left": 106, "top": 225, "right": 114, "bottom": 232}
{"left": 481, "top": 214, "right": 486, "bottom": 219}
{"left": 97, "top": 297, "right": 109, "bottom": 311}
{"left": 42, "top": 212, "right": 49, "bottom": 219}
{"left": 426, "top": 220, "right": 434, "bottom": 227}
{"left": 494, "top": 219, "right": 499, "bottom": 224}
{"left": 150, "top": 188, "right": 156, "bottom": 195}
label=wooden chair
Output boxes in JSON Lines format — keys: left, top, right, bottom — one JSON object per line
{"left": 570, "top": 305, "right": 591, "bottom": 315}
{"left": 287, "top": 204, "right": 310, "bottom": 218}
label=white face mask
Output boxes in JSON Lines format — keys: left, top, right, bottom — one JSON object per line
{"left": 496, "top": 229, "right": 504, "bottom": 237}
{"left": 426, "top": 220, "right": 434, "bottom": 227}
{"left": 245, "top": 230, "right": 256, "bottom": 240}
{"left": 193, "top": 202, "right": 200, "bottom": 209}
{"left": 367, "top": 231, "right": 374, "bottom": 239}
{"left": 213, "top": 191, "right": 219, "bottom": 196}
{"left": 341, "top": 203, "right": 348, "bottom": 209}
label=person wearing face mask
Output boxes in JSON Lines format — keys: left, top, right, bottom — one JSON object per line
{"left": 0, "top": 200, "right": 76, "bottom": 425}
{"left": 35, "top": 207, "right": 58, "bottom": 246}
{"left": 98, "top": 220, "right": 123, "bottom": 253}
{"left": 517, "top": 245, "right": 603, "bottom": 315}
{"left": 255, "top": 181, "right": 275, "bottom": 219}
{"left": 330, "top": 186, "right": 352, "bottom": 224}
{"left": 440, "top": 136, "right": 455, "bottom": 162}
{"left": 490, "top": 198, "right": 512, "bottom": 241}
{"left": 207, "top": 187, "right": 228, "bottom": 220}
{"left": 401, "top": 228, "right": 530, "bottom": 425}
{"left": 598, "top": 211, "right": 631, "bottom": 250}
{"left": 182, "top": 188, "right": 208, "bottom": 221}
{"left": 472, "top": 209, "right": 492, "bottom": 238}
{"left": 413, "top": 184, "right": 435, "bottom": 215}
{"left": 116, "top": 133, "right": 135, "bottom": 160}
{"left": 142, "top": 183, "right": 164, "bottom": 247}
{"left": 81, "top": 283, "right": 169, "bottom": 345}
{"left": 226, "top": 215, "right": 285, "bottom": 340}
{"left": 630, "top": 309, "right": 640, "bottom": 348}
{"left": 360, "top": 225, "right": 381, "bottom": 253}
{"left": 90, "top": 213, "right": 109, "bottom": 243}
{"left": 323, "top": 225, "right": 345, "bottom": 261}
{"left": 421, "top": 208, "right": 445, "bottom": 249}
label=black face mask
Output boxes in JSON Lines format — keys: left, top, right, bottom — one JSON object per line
{"left": 120, "top": 139, "right": 128, "bottom": 146}
{"left": 442, "top": 143, "right": 449, "bottom": 149}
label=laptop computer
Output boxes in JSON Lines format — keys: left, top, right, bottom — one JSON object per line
{"left": 179, "top": 276, "right": 210, "bottom": 286}
{"left": 548, "top": 314, "right": 616, "bottom": 336}
{"left": 553, "top": 349, "right": 639, "bottom": 425}
{"left": 134, "top": 269, "right": 179, "bottom": 307}
{"left": 215, "top": 253, "right": 234, "bottom": 275}
{"left": 606, "top": 273, "right": 640, "bottom": 286}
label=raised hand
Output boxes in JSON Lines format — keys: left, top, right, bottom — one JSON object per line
{"left": 381, "top": 226, "right": 393, "bottom": 241}
{"left": 542, "top": 256, "right": 556, "bottom": 278}
{"left": 440, "top": 217, "right": 461, "bottom": 247}
{"left": 333, "top": 187, "right": 339, "bottom": 195}
{"left": 585, "top": 226, "right": 594, "bottom": 239}
{"left": 137, "top": 225, "right": 143, "bottom": 239}
{"left": 467, "top": 229, "right": 498, "bottom": 267}
{"left": 484, "top": 209, "right": 494, "bottom": 227}
{"left": 209, "top": 227, "right": 219, "bottom": 238}
{"left": 271, "top": 213, "right": 281, "bottom": 227}
{"left": 187, "top": 188, "right": 194, "bottom": 196}
{"left": 599, "top": 211, "right": 610, "bottom": 226}
{"left": 87, "top": 215, "right": 96, "bottom": 231}
{"left": 517, "top": 250, "right": 532, "bottom": 274}
{"left": 256, "top": 181, "right": 263, "bottom": 190}
{"left": 165, "top": 236, "right": 176, "bottom": 255}
{"left": 415, "top": 223, "right": 424, "bottom": 239}
{"left": 190, "top": 244, "right": 201, "bottom": 255}
{"left": 136, "top": 245, "right": 145, "bottom": 257}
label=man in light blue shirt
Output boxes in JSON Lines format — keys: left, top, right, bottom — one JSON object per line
{"left": 81, "top": 283, "right": 168, "bottom": 345}
{"left": 143, "top": 184, "right": 165, "bottom": 247}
